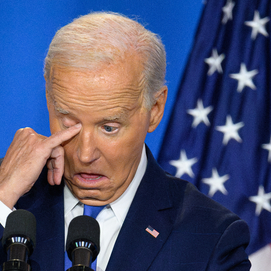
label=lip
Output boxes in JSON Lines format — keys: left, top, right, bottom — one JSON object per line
{"left": 74, "top": 172, "right": 106, "bottom": 186}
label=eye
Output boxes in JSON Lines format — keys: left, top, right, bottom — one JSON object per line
{"left": 102, "top": 125, "right": 119, "bottom": 134}
{"left": 61, "top": 117, "right": 78, "bottom": 129}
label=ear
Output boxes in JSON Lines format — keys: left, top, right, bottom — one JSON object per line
{"left": 148, "top": 86, "right": 168, "bottom": 133}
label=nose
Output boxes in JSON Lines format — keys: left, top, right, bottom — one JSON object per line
{"left": 76, "top": 128, "right": 98, "bottom": 164}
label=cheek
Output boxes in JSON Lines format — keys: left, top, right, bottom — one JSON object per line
{"left": 62, "top": 141, "right": 77, "bottom": 173}
{"left": 111, "top": 128, "right": 146, "bottom": 160}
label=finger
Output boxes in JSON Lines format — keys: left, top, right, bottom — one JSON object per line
{"left": 45, "top": 123, "right": 82, "bottom": 149}
{"left": 47, "top": 161, "right": 55, "bottom": 186}
{"left": 47, "top": 146, "right": 65, "bottom": 185}
{"left": 47, "top": 160, "right": 64, "bottom": 186}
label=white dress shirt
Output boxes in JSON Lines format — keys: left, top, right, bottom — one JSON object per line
{"left": 0, "top": 145, "right": 147, "bottom": 271}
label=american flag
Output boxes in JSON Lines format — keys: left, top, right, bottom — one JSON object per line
{"left": 158, "top": 0, "right": 271, "bottom": 269}
{"left": 146, "top": 226, "right": 160, "bottom": 238}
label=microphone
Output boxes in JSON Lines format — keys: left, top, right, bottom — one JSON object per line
{"left": 66, "top": 215, "right": 100, "bottom": 271}
{"left": 2, "top": 209, "right": 36, "bottom": 271}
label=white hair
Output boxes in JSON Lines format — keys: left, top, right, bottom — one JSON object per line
{"left": 44, "top": 12, "right": 166, "bottom": 109}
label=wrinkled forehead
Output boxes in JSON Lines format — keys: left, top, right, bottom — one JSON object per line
{"left": 46, "top": 59, "right": 145, "bottom": 113}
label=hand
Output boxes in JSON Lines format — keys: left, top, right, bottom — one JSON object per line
{"left": 0, "top": 124, "right": 81, "bottom": 209}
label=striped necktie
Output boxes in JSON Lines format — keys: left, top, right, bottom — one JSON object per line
{"left": 65, "top": 205, "right": 104, "bottom": 271}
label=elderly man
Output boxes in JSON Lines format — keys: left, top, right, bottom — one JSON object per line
{"left": 0, "top": 12, "right": 250, "bottom": 271}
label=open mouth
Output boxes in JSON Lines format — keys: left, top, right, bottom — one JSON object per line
{"left": 80, "top": 173, "right": 103, "bottom": 181}
{"left": 74, "top": 173, "right": 105, "bottom": 184}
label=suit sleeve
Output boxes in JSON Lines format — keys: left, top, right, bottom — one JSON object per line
{"left": 206, "top": 219, "right": 251, "bottom": 270}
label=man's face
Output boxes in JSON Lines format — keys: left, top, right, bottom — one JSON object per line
{"left": 46, "top": 54, "right": 164, "bottom": 205}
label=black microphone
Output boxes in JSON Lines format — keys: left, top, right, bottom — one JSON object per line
{"left": 66, "top": 215, "right": 100, "bottom": 271}
{"left": 2, "top": 209, "right": 36, "bottom": 271}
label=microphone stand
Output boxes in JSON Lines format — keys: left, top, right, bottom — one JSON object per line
{"left": 66, "top": 245, "right": 95, "bottom": 271}
{"left": 2, "top": 261, "right": 30, "bottom": 271}
{"left": 2, "top": 236, "right": 33, "bottom": 271}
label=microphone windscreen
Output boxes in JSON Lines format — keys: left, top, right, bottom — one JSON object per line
{"left": 2, "top": 209, "right": 36, "bottom": 249}
{"left": 66, "top": 215, "right": 100, "bottom": 255}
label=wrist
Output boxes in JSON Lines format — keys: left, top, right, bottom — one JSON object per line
{"left": 0, "top": 179, "right": 21, "bottom": 209}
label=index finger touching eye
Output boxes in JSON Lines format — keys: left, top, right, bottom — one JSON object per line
{"left": 45, "top": 123, "right": 82, "bottom": 149}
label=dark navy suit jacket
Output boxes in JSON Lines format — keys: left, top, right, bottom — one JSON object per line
{"left": 0, "top": 147, "right": 251, "bottom": 270}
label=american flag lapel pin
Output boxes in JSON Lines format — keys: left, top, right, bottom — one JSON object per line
{"left": 145, "top": 225, "right": 159, "bottom": 238}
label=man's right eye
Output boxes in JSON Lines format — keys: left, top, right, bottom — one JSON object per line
{"left": 61, "top": 117, "right": 78, "bottom": 128}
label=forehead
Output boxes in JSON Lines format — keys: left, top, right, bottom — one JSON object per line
{"left": 47, "top": 55, "right": 145, "bottom": 113}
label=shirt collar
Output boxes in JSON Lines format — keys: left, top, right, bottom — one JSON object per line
{"left": 64, "top": 183, "right": 82, "bottom": 217}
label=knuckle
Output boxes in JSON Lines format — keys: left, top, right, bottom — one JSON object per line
{"left": 16, "top": 127, "right": 35, "bottom": 136}
{"left": 23, "top": 127, "right": 35, "bottom": 134}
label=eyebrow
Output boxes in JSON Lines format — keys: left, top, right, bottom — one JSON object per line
{"left": 102, "top": 115, "right": 122, "bottom": 122}
{"left": 53, "top": 100, "right": 70, "bottom": 115}
{"left": 56, "top": 106, "right": 70, "bottom": 115}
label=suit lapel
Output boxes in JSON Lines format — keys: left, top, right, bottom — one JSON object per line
{"left": 106, "top": 147, "right": 177, "bottom": 271}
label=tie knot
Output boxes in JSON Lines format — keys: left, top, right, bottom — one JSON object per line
{"left": 83, "top": 205, "right": 105, "bottom": 219}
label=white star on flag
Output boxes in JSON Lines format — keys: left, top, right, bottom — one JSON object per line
{"left": 187, "top": 99, "right": 213, "bottom": 128}
{"left": 204, "top": 49, "right": 225, "bottom": 76}
{"left": 229, "top": 63, "right": 258, "bottom": 92}
{"left": 202, "top": 168, "right": 229, "bottom": 197}
{"left": 245, "top": 10, "right": 270, "bottom": 40}
{"left": 169, "top": 150, "right": 197, "bottom": 178}
{"left": 216, "top": 115, "right": 244, "bottom": 145}
{"left": 262, "top": 136, "right": 271, "bottom": 163}
{"left": 222, "top": 0, "right": 235, "bottom": 24}
{"left": 249, "top": 186, "right": 271, "bottom": 216}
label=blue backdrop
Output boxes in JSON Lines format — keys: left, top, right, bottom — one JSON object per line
{"left": 0, "top": 0, "right": 203, "bottom": 158}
